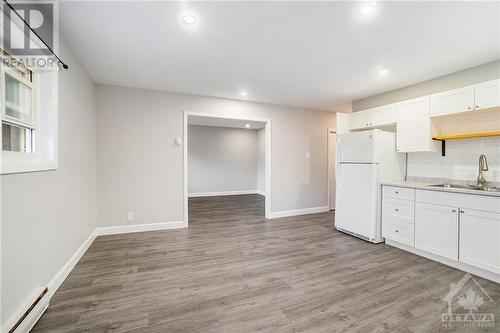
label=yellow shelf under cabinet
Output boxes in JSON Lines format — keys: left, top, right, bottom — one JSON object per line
{"left": 433, "top": 131, "right": 500, "bottom": 141}
{"left": 432, "top": 131, "right": 500, "bottom": 156}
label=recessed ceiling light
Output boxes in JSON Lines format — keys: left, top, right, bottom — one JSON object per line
{"left": 359, "top": 4, "right": 375, "bottom": 15}
{"left": 240, "top": 91, "right": 248, "bottom": 96}
{"left": 379, "top": 68, "right": 389, "bottom": 76}
{"left": 182, "top": 15, "right": 197, "bottom": 24}
{"left": 245, "top": 124, "right": 251, "bottom": 128}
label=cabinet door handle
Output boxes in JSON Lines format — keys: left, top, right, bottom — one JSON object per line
{"left": 476, "top": 105, "right": 480, "bottom": 109}
{"left": 395, "top": 208, "right": 399, "bottom": 212}
{"left": 467, "top": 106, "right": 472, "bottom": 110}
{"left": 460, "top": 210, "right": 465, "bottom": 214}
{"left": 452, "top": 209, "right": 457, "bottom": 213}
{"left": 395, "top": 191, "right": 399, "bottom": 194}
{"left": 395, "top": 230, "right": 399, "bottom": 233}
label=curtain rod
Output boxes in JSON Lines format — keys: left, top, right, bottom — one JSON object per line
{"left": 3, "top": 0, "right": 68, "bottom": 69}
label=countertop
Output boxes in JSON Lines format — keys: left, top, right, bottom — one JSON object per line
{"left": 381, "top": 181, "right": 500, "bottom": 198}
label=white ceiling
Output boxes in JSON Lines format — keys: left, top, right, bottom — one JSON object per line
{"left": 188, "top": 116, "right": 265, "bottom": 129}
{"left": 60, "top": 1, "right": 500, "bottom": 112}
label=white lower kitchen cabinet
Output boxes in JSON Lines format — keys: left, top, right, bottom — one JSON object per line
{"left": 382, "top": 185, "right": 500, "bottom": 283}
{"left": 460, "top": 209, "right": 500, "bottom": 275}
{"left": 415, "top": 202, "right": 459, "bottom": 260}
{"left": 381, "top": 191, "right": 415, "bottom": 246}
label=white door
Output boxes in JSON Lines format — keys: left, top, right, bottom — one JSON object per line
{"left": 460, "top": 209, "right": 500, "bottom": 274}
{"left": 396, "top": 96, "right": 436, "bottom": 153}
{"left": 430, "top": 85, "right": 475, "bottom": 117}
{"left": 337, "top": 130, "right": 377, "bottom": 163}
{"left": 475, "top": 79, "right": 500, "bottom": 110}
{"left": 415, "top": 202, "right": 459, "bottom": 260}
{"left": 328, "top": 130, "right": 336, "bottom": 210}
{"left": 335, "top": 163, "right": 378, "bottom": 240}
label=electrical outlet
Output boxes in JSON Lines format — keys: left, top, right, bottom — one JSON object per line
{"left": 127, "top": 212, "right": 134, "bottom": 221}
{"left": 305, "top": 152, "right": 311, "bottom": 159}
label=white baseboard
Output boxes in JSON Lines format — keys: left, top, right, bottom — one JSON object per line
{"left": 96, "top": 221, "right": 187, "bottom": 236}
{"left": 269, "top": 206, "right": 329, "bottom": 219}
{"left": 188, "top": 190, "right": 258, "bottom": 197}
{"left": 386, "top": 239, "right": 500, "bottom": 284}
{"left": 256, "top": 190, "right": 266, "bottom": 196}
{"left": 48, "top": 229, "right": 98, "bottom": 297}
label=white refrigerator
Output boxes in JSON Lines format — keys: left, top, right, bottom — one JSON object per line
{"left": 335, "top": 129, "right": 405, "bottom": 243}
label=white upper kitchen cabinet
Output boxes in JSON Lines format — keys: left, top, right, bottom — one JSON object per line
{"left": 430, "top": 85, "right": 475, "bottom": 117}
{"left": 396, "top": 96, "right": 436, "bottom": 152}
{"left": 371, "top": 104, "right": 397, "bottom": 128}
{"left": 460, "top": 209, "right": 500, "bottom": 275}
{"left": 349, "top": 109, "right": 372, "bottom": 130}
{"left": 474, "top": 79, "right": 500, "bottom": 110}
{"left": 415, "top": 202, "right": 459, "bottom": 260}
{"left": 350, "top": 104, "right": 397, "bottom": 131}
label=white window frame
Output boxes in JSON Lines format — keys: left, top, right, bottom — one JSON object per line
{"left": 2, "top": 65, "right": 36, "bottom": 128}
{"left": 0, "top": 54, "right": 59, "bottom": 174}
{"left": 1, "top": 60, "right": 36, "bottom": 153}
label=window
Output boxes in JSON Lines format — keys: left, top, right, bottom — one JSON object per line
{"left": 1, "top": 51, "right": 35, "bottom": 154}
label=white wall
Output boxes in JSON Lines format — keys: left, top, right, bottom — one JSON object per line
{"left": 407, "top": 138, "right": 500, "bottom": 182}
{"left": 1, "top": 37, "right": 97, "bottom": 330}
{"left": 257, "top": 128, "right": 265, "bottom": 194}
{"left": 96, "top": 84, "right": 336, "bottom": 226}
{"left": 188, "top": 125, "right": 258, "bottom": 194}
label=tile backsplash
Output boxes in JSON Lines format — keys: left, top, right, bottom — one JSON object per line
{"left": 407, "top": 136, "right": 500, "bottom": 182}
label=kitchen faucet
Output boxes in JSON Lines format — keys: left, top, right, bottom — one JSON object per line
{"left": 477, "top": 154, "right": 489, "bottom": 187}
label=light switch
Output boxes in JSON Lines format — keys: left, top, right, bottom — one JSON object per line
{"left": 305, "top": 152, "right": 310, "bottom": 159}
{"left": 175, "top": 137, "right": 182, "bottom": 146}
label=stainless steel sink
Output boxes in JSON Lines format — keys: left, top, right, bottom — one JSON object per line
{"left": 429, "top": 184, "right": 470, "bottom": 189}
{"left": 429, "top": 184, "right": 500, "bottom": 192}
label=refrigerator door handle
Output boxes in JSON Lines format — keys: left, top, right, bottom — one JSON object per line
{"left": 336, "top": 137, "right": 342, "bottom": 165}
{"left": 336, "top": 138, "right": 341, "bottom": 192}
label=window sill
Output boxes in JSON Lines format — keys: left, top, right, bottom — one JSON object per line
{"left": 1, "top": 153, "right": 58, "bottom": 174}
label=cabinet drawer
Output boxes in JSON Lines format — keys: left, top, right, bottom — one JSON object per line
{"left": 416, "top": 190, "right": 500, "bottom": 213}
{"left": 383, "top": 186, "right": 415, "bottom": 201}
{"left": 382, "top": 198, "right": 414, "bottom": 223}
{"left": 382, "top": 219, "right": 414, "bottom": 246}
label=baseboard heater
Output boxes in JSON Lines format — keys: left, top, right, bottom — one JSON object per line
{"left": 9, "top": 287, "right": 48, "bottom": 333}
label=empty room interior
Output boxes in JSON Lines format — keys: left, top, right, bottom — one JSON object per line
{"left": 1, "top": 1, "right": 500, "bottom": 332}
{"left": 187, "top": 115, "right": 268, "bottom": 223}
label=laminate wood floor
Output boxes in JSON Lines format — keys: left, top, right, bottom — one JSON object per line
{"left": 33, "top": 194, "right": 500, "bottom": 332}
